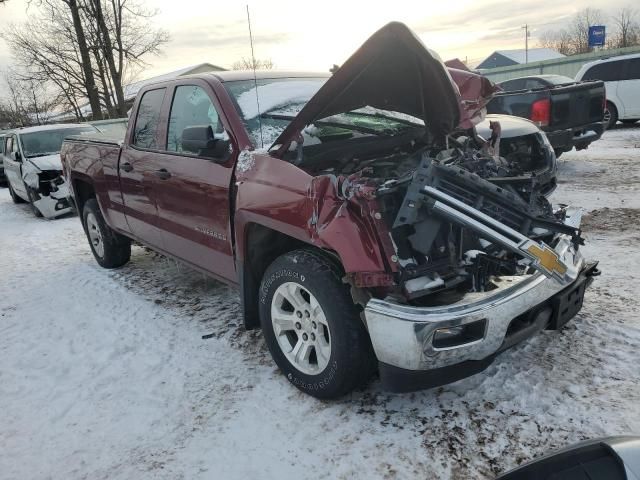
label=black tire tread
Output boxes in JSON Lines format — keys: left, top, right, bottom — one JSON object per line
{"left": 259, "top": 247, "right": 375, "bottom": 399}
{"left": 26, "top": 187, "right": 43, "bottom": 218}
{"left": 82, "top": 198, "right": 131, "bottom": 268}
{"left": 8, "top": 182, "right": 26, "bottom": 204}
{"left": 606, "top": 101, "right": 618, "bottom": 130}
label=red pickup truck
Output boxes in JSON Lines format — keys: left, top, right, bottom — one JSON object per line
{"left": 61, "top": 23, "right": 598, "bottom": 398}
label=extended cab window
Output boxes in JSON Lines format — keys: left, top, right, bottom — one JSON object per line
{"left": 134, "top": 88, "right": 165, "bottom": 149}
{"left": 167, "top": 85, "right": 221, "bottom": 155}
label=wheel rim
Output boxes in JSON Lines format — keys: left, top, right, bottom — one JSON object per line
{"left": 86, "top": 212, "right": 105, "bottom": 258}
{"left": 271, "top": 282, "right": 331, "bottom": 375}
{"left": 604, "top": 108, "right": 611, "bottom": 126}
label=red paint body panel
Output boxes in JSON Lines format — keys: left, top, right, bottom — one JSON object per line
{"left": 234, "top": 155, "right": 387, "bottom": 274}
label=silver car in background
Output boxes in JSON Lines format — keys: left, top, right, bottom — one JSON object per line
{"left": 2, "top": 124, "right": 97, "bottom": 218}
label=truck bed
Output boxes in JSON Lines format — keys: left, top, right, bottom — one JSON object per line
{"left": 487, "top": 80, "right": 605, "bottom": 154}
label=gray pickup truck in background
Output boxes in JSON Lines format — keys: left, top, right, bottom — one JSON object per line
{"left": 487, "top": 74, "right": 606, "bottom": 157}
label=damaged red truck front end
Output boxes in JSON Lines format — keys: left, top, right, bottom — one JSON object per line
{"left": 234, "top": 22, "right": 598, "bottom": 394}
{"left": 63, "top": 22, "right": 597, "bottom": 398}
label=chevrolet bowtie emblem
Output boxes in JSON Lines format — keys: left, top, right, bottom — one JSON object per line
{"left": 526, "top": 244, "right": 568, "bottom": 277}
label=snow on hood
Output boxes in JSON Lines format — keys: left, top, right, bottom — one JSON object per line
{"left": 27, "top": 154, "right": 62, "bottom": 171}
{"left": 272, "top": 22, "right": 463, "bottom": 156}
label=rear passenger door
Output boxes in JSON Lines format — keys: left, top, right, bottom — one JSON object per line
{"left": 151, "top": 81, "right": 236, "bottom": 282}
{"left": 617, "top": 58, "right": 640, "bottom": 117}
{"left": 119, "top": 87, "right": 168, "bottom": 249}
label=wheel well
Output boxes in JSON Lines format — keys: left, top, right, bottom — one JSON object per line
{"left": 73, "top": 179, "right": 96, "bottom": 215}
{"left": 240, "top": 223, "right": 338, "bottom": 330}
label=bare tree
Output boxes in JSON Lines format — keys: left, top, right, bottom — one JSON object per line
{"left": 0, "top": 70, "right": 64, "bottom": 127}
{"left": 2, "top": 5, "right": 90, "bottom": 121}
{"left": 84, "top": 0, "right": 168, "bottom": 116}
{"left": 232, "top": 57, "right": 274, "bottom": 70}
{"left": 538, "top": 29, "right": 573, "bottom": 55}
{"left": 538, "top": 8, "right": 606, "bottom": 55}
{"left": 1, "top": 0, "right": 168, "bottom": 120}
{"left": 570, "top": 8, "right": 606, "bottom": 54}
{"left": 610, "top": 7, "right": 640, "bottom": 48}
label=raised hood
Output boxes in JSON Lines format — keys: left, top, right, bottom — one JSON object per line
{"left": 273, "top": 22, "right": 462, "bottom": 156}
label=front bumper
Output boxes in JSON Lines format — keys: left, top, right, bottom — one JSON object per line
{"left": 26, "top": 171, "right": 73, "bottom": 219}
{"left": 363, "top": 213, "right": 597, "bottom": 392}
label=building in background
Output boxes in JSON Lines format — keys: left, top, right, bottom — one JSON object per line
{"left": 476, "top": 48, "right": 565, "bottom": 70}
{"left": 478, "top": 45, "right": 640, "bottom": 83}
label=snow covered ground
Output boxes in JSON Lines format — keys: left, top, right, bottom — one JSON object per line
{"left": 1, "top": 127, "right": 640, "bottom": 480}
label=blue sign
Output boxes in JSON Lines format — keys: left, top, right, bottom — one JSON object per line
{"left": 588, "top": 26, "right": 606, "bottom": 47}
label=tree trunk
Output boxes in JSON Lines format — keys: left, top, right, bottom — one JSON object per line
{"left": 91, "top": 0, "right": 126, "bottom": 115}
{"left": 66, "top": 0, "right": 102, "bottom": 120}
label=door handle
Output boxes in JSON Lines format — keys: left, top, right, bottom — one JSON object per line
{"left": 154, "top": 168, "right": 171, "bottom": 180}
{"left": 121, "top": 162, "right": 133, "bottom": 172}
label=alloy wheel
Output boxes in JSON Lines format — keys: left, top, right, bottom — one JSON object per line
{"left": 86, "top": 212, "right": 105, "bottom": 258}
{"left": 270, "top": 282, "right": 331, "bottom": 375}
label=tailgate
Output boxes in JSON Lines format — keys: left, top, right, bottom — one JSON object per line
{"left": 548, "top": 80, "right": 605, "bottom": 130}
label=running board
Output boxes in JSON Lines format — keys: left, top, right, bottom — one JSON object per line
{"left": 421, "top": 186, "right": 570, "bottom": 284}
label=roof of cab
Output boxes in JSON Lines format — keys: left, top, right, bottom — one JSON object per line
{"left": 141, "top": 70, "right": 330, "bottom": 89}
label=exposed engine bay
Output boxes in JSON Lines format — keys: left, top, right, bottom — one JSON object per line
{"left": 289, "top": 124, "right": 582, "bottom": 305}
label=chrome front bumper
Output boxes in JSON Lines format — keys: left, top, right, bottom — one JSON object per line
{"left": 364, "top": 210, "right": 589, "bottom": 373}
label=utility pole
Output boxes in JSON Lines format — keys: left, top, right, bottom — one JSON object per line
{"left": 522, "top": 24, "right": 530, "bottom": 63}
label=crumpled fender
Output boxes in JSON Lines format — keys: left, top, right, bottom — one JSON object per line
{"left": 234, "top": 152, "right": 395, "bottom": 286}
{"left": 22, "top": 161, "right": 40, "bottom": 189}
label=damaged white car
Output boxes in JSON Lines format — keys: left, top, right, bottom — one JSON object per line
{"left": 3, "top": 124, "right": 97, "bottom": 218}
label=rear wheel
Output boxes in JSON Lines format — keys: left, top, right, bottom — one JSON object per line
{"left": 82, "top": 198, "right": 131, "bottom": 268}
{"left": 259, "top": 249, "right": 374, "bottom": 399}
{"left": 604, "top": 101, "right": 618, "bottom": 130}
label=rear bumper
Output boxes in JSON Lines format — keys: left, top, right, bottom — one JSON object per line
{"left": 363, "top": 224, "right": 598, "bottom": 392}
{"left": 546, "top": 121, "right": 604, "bottom": 152}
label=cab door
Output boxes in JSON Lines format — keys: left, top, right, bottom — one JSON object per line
{"left": 119, "top": 87, "right": 168, "bottom": 250}
{"left": 149, "top": 82, "right": 236, "bottom": 282}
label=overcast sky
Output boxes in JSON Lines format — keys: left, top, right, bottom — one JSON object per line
{"left": 0, "top": 0, "right": 635, "bottom": 93}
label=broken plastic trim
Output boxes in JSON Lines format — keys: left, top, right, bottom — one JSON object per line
{"left": 421, "top": 186, "right": 572, "bottom": 284}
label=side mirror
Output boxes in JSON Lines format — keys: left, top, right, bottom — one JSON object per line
{"left": 182, "top": 125, "right": 230, "bottom": 162}
{"left": 12, "top": 151, "right": 21, "bottom": 162}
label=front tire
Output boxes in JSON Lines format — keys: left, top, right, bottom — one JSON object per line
{"left": 82, "top": 198, "right": 131, "bottom": 268}
{"left": 259, "top": 249, "right": 374, "bottom": 399}
{"left": 8, "top": 182, "right": 26, "bottom": 204}
{"left": 26, "top": 187, "right": 43, "bottom": 218}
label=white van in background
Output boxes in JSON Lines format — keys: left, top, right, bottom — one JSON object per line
{"left": 575, "top": 53, "right": 640, "bottom": 129}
